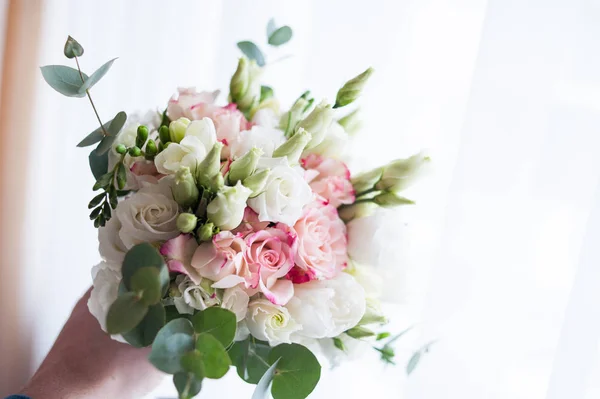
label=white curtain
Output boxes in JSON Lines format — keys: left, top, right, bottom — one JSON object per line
{"left": 16, "top": 0, "right": 600, "bottom": 397}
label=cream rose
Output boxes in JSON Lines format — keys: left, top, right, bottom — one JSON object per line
{"left": 98, "top": 215, "right": 128, "bottom": 264}
{"left": 88, "top": 261, "right": 124, "bottom": 341}
{"left": 222, "top": 286, "right": 250, "bottom": 322}
{"left": 246, "top": 299, "right": 301, "bottom": 346}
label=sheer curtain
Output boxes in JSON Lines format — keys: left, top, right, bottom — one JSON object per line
{"left": 3, "top": 0, "right": 600, "bottom": 397}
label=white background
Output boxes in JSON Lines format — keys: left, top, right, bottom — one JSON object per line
{"left": 18, "top": 0, "right": 600, "bottom": 398}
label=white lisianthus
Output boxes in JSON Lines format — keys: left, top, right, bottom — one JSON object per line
{"left": 173, "top": 275, "right": 220, "bottom": 315}
{"left": 346, "top": 207, "right": 411, "bottom": 303}
{"left": 207, "top": 181, "right": 253, "bottom": 231}
{"left": 222, "top": 286, "right": 250, "bottom": 322}
{"left": 88, "top": 261, "right": 125, "bottom": 342}
{"left": 247, "top": 157, "right": 313, "bottom": 225}
{"left": 115, "top": 177, "right": 180, "bottom": 248}
{"left": 286, "top": 273, "right": 366, "bottom": 340}
{"left": 251, "top": 108, "right": 280, "bottom": 128}
{"left": 246, "top": 299, "right": 302, "bottom": 346}
{"left": 230, "top": 125, "right": 285, "bottom": 159}
{"left": 154, "top": 118, "right": 217, "bottom": 175}
{"left": 98, "top": 216, "right": 128, "bottom": 264}
{"left": 304, "top": 122, "right": 348, "bottom": 160}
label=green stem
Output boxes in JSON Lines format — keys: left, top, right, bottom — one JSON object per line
{"left": 74, "top": 56, "right": 109, "bottom": 137}
{"left": 355, "top": 187, "right": 377, "bottom": 198}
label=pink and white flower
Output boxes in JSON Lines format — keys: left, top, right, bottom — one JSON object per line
{"left": 302, "top": 154, "right": 355, "bottom": 207}
{"left": 160, "top": 234, "right": 200, "bottom": 282}
{"left": 167, "top": 87, "right": 220, "bottom": 120}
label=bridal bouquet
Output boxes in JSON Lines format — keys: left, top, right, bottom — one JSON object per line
{"left": 41, "top": 23, "right": 428, "bottom": 399}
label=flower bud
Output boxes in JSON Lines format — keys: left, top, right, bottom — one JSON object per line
{"left": 230, "top": 57, "right": 262, "bottom": 114}
{"left": 169, "top": 117, "right": 191, "bottom": 143}
{"left": 260, "top": 85, "right": 274, "bottom": 102}
{"left": 359, "top": 298, "right": 388, "bottom": 325}
{"left": 115, "top": 144, "right": 127, "bottom": 155}
{"left": 337, "top": 108, "right": 363, "bottom": 135}
{"left": 351, "top": 167, "right": 383, "bottom": 194}
{"left": 207, "top": 181, "right": 252, "bottom": 231}
{"left": 334, "top": 67, "right": 374, "bottom": 108}
{"left": 176, "top": 213, "right": 198, "bottom": 233}
{"left": 136, "top": 125, "right": 149, "bottom": 148}
{"left": 228, "top": 147, "right": 263, "bottom": 184}
{"left": 375, "top": 152, "right": 430, "bottom": 192}
{"left": 159, "top": 125, "right": 170, "bottom": 144}
{"left": 196, "top": 222, "right": 216, "bottom": 242}
{"left": 243, "top": 168, "right": 270, "bottom": 197}
{"left": 338, "top": 202, "right": 377, "bottom": 223}
{"left": 197, "top": 142, "right": 224, "bottom": 191}
{"left": 272, "top": 128, "right": 312, "bottom": 163}
{"left": 372, "top": 191, "right": 415, "bottom": 207}
{"left": 128, "top": 146, "right": 141, "bottom": 157}
{"left": 145, "top": 139, "right": 158, "bottom": 157}
{"left": 173, "top": 166, "right": 200, "bottom": 209}
{"left": 298, "top": 100, "right": 334, "bottom": 149}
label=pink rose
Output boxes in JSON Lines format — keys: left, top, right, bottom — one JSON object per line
{"left": 209, "top": 104, "right": 252, "bottom": 158}
{"left": 167, "top": 87, "right": 220, "bottom": 121}
{"left": 291, "top": 201, "right": 348, "bottom": 282}
{"left": 232, "top": 208, "right": 271, "bottom": 235}
{"left": 191, "top": 231, "right": 258, "bottom": 289}
{"left": 161, "top": 234, "right": 200, "bottom": 282}
{"left": 244, "top": 224, "right": 297, "bottom": 305}
{"left": 302, "top": 154, "right": 355, "bottom": 207}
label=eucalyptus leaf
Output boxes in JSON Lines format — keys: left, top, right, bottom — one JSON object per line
{"left": 79, "top": 58, "right": 117, "bottom": 93}
{"left": 406, "top": 351, "right": 421, "bottom": 375}
{"left": 266, "top": 18, "right": 277, "bottom": 38}
{"left": 106, "top": 292, "right": 148, "bottom": 334}
{"left": 149, "top": 318, "right": 195, "bottom": 374}
{"left": 122, "top": 303, "right": 165, "bottom": 348}
{"left": 229, "top": 338, "right": 272, "bottom": 384}
{"left": 95, "top": 111, "right": 127, "bottom": 155}
{"left": 77, "top": 120, "right": 111, "bottom": 147}
{"left": 173, "top": 372, "right": 202, "bottom": 399}
{"left": 268, "top": 26, "right": 293, "bottom": 46}
{"left": 181, "top": 350, "right": 205, "bottom": 380}
{"left": 194, "top": 333, "right": 231, "bottom": 379}
{"left": 252, "top": 358, "right": 280, "bottom": 399}
{"left": 268, "top": 344, "right": 321, "bottom": 399}
{"left": 191, "top": 307, "right": 237, "bottom": 347}
{"left": 89, "top": 148, "right": 109, "bottom": 180}
{"left": 63, "top": 35, "right": 84, "bottom": 58}
{"left": 131, "top": 267, "right": 162, "bottom": 306}
{"left": 237, "top": 41, "right": 265, "bottom": 67}
{"left": 122, "top": 243, "right": 165, "bottom": 290}
{"left": 40, "top": 65, "right": 88, "bottom": 97}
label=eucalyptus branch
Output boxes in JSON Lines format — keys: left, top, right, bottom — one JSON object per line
{"left": 74, "top": 56, "right": 108, "bottom": 137}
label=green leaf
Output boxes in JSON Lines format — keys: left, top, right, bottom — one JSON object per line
{"left": 95, "top": 111, "right": 127, "bottom": 155}
{"left": 88, "top": 192, "right": 105, "bottom": 209}
{"left": 63, "top": 35, "right": 84, "bottom": 59}
{"left": 252, "top": 358, "right": 280, "bottom": 399}
{"left": 376, "top": 332, "right": 391, "bottom": 341}
{"left": 77, "top": 120, "right": 111, "bottom": 147}
{"left": 260, "top": 85, "right": 274, "bottom": 102}
{"left": 346, "top": 326, "right": 376, "bottom": 339}
{"left": 266, "top": 18, "right": 277, "bottom": 38}
{"left": 131, "top": 267, "right": 162, "bottom": 306}
{"left": 106, "top": 292, "right": 148, "bottom": 334}
{"left": 181, "top": 350, "right": 205, "bottom": 380}
{"left": 40, "top": 65, "right": 87, "bottom": 97}
{"left": 122, "top": 303, "right": 166, "bottom": 348}
{"left": 333, "top": 337, "right": 345, "bottom": 351}
{"left": 174, "top": 372, "right": 202, "bottom": 399}
{"left": 229, "top": 338, "right": 272, "bottom": 384}
{"left": 122, "top": 243, "right": 165, "bottom": 290}
{"left": 237, "top": 41, "right": 265, "bottom": 67}
{"left": 194, "top": 333, "right": 231, "bottom": 379}
{"left": 268, "top": 344, "right": 321, "bottom": 399}
{"left": 149, "top": 318, "right": 195, "bottom": 374}
{"left": 89, "top": 148, "right": 109, "bottom": 180}
{"left": 268, "top": 26, "right": 292, "bottom": 46}
{"left": 191, "top": 307, "right": 237, "bottom": 347}
{"left": 406, "top": 351, "right": 421, "bottom": 375}
{"left": 79, "top": 58, "right": 117, "bottom": 93}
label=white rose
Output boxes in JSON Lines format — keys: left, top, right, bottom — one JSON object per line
{"left": 304, "top": 122, "right": 348, "bottom": 159}
{"left": 346, "top": 262, "right": 384, "bottom": 299}
{"left": 346, "top": 207, "right": 411, "bottom": 303}
{"left": 222, "top": 286, "right": 250, "bottom": 322}
{"left": 246, "top": 298, "right": 302, "bottom": 346}
{"left": 286, "top": 273, "right": 366, "bottom": 340}
{"left": 247, "top": 157, "right": 313, "bottom": 225}
{"left": 207, "top": 181, "right": 253, "bottom": 231}
{"left": 98, "top": 216, "right": 128, "bottom": 264}
{"left": 88, "top": 261, "right": 126, "bottom": 342}
{"left": 173, "top": 275, "right": 220, "bottom": 315}
{"left": 230, "top": 125, "right": 285, "bottom": 159}
{"left": 154, "top": 118, "right": 217, "bottom": 175}
{"left": 115, "top": 177, "right": 180, "bottom": 248}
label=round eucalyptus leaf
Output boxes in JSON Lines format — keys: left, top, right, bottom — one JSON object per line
{"left": 195, "top": 333, "right": 231, "bottom": 379}
{"left": 173, "top": 372, "right": 202, "bottom": 399}
{"left": 268, "top": 26, "right": 293, "bottom": 47}
{"left": 106, "top": 292, "right": 148, "bottom": 335}
{"left": 229, "top": 338, "right": 272, "bottom": 384}
{"left": 122, "top": 243, "right": 165, "bottom": 290}
{"left": 95, "top": 111, "right": 127, "bottom": 155}
{"left": 78, "top": 58, "right": 117, "bottom": 93}
{"left": 191, "top": 307, "right": 237, "bottom": 347}
{"left": 88, "top": 148, "right": 109, "bottom": 181}
{"left": 251, "top": 358, "right": 280, "bottom": 399}
{"left": 40, "top": 65, "right": 88, "bottom": 97}
{"left": 149, "top": 318, "right": 195, "bottom": 374}
{"left": 64, "top": 35, "right": 84, "bottom": 58}
{"left": 268, "top": 343, "right": 321, "bottom": 399}
{"left": 181, "top": 350, "right": 205, "bottom": 380}
{"left": 131, "top": 267, "right": 162, "bottom": 306}
{"left": 266, "top": 18, "right": 277, "bottom": 38}
{"left": 122, "top": 303, "right": 165, "bottom": 348}
{"left": 237, "top": 41, "right": 265, "bottom": 67}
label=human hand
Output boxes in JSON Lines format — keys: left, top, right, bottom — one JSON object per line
{"left": 19, "top": 289, "right": 165, "bottom": 399}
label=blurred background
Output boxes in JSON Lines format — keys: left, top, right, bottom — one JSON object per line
{"left": 1, "top": 0, "right": 600, "bottom": 398}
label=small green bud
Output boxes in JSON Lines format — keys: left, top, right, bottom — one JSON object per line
{"left": 115, "top": 144, "right": 127, "bottom": 155}
{"left": 197, "top": 142, "right": 224, "bottom": 191}
{"left": 337, "top": 108, "right": 363, "bottom": 135}
{"left": 128, "top": 146, "right": 141, "bottom": 157}
{"left": 169, "top": 117, "right": 191, "bottom": 143}
{"left": 196, "top": 222, "right": 216, "bottom": 242}
{"left": 243, "top": 168, "right": 271, "bottom": 197}
{"left": 159, "top": 125, "right": 170, "bottom": 144}
{"left": 230, "top": 57, "right": 262, "bottom": 114}
{"left": 272, "top": 128, "right": 312, "bottom": 163}
{"left": 351, "top": 167, "right": 383, "bottom": 194}
{"left": 333, "top": 337, "right": 345, "bottom": 351}
{"left": 145, "top": 139, "right": 158, "bottom": 157}
{"left": 176, "top": 213, "right": 198, "bottom": 233}
{"left": 228, "top": 147, "right": 263, "bottom": 183}
{"left": 211, "top": 173, "right": 225, "bottom": 192}
{"left": 372, "top": 191, "right": 415, "bottom": 207}
{"left": 173, "top": 166, "right": 200, "bottom": 209}
{"left": 230, "top": 57, "right": 249, "bottom": 103}
{"left": 338, "top": 202, "right": 377, "bottom": 223}
{"left": 375, "top": 152, "right": 430, "bottom": 192}
{"left": 136, "top": 125, "right": 149, "bottom": 148}
{"left": 376, "top": 332, "right": 391, "bottom": 341}
{"left": 207, "top": 181, "right": 253, "bottom": 230}
{"left": 281, "top": 92, "right": 314, "bottom": 137}
{"left": 298, "top": 100, "right": 334, "bottom": 149}
{"left": 346, "top": 326, "right": 376, "bottom": 339}
{"left": 334, "top": 67, "right": 374, "bottom": 108}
